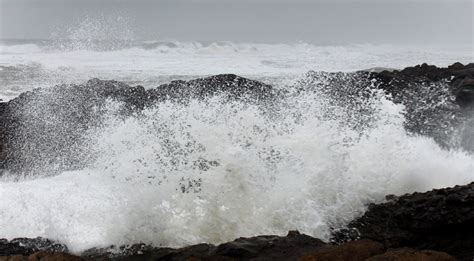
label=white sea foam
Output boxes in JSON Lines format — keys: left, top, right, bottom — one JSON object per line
{"left": 0, "top": 40, "right": 473, "bottom": 101}
{"left": 0, "top": 86, "right": 473, "bottom": 253}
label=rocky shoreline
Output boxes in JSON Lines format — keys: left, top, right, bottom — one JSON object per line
{"left": 1, "top": 63, "right": 473, "bottom": 260}
{"left": 1, "top": 182, "right": 472, "bottom": 260}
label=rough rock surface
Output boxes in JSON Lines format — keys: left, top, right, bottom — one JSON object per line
{"left": 0, "top": 232, "right": 456, "bottom": 261}
{"left": 366, "top": 248, "right": 456, "bottom": 261}
{"left": 301, "top": 62, "right": 474, "bottom": 150}
{"left": 0, "top": 238, "right": 67, "bottom": 256}
{"left": 334, "top": 182, "right": 474, "bottom": 260}
{"left": 371, "top": 63, "right": 474, "bottom": 148}
{"left": 0, "top": 251, "right": 85, "bottom": 261}
{"left": 0, "top": 74, "right": 274, "bottom": 174}
{"left": 300, "top": 239, "right": 384, "bottom": 261}
{"left": 82, "top": 231, "right": 327, "bottom": 260}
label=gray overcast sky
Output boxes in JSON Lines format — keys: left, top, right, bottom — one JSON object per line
{"left": 0, "top": 0, "right": 472, "bottom": 44}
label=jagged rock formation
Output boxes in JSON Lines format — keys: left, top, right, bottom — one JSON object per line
{"left": 371, "top": 63, "right": 474, "bottom": 149}
{"left": 0, "top": 237, "right": 67, "bottom": 256}
{"left": 0, "top": 74, "right": 274, "bottom": 175}
{"left": 334, "top": 182, "right": 474, "bottom": 260}
{"left": 300, "top": 62, "right": 474, "bottom": 150}
{"left": 1, "top": 62, "right": 473, "bottom": 175}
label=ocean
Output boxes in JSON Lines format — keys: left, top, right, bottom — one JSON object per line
{"left": 1, "top": 39, "right": 472, "bottom": 101}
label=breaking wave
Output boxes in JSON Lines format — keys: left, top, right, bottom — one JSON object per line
{"left": 0, "top": 75, "right": 473, "bottom": 253}
{"left": 1, "top": 13, "right": 473, "bottom": 255}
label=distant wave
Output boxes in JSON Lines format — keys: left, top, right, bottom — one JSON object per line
{"left": 1, "top": 40, "right": 472, "bottom": 101}
{"left": 1, "top": 39, "right": 257, "bottom": 52}
{"left": 0, "top": 43, "right": 43, "bottom": 54}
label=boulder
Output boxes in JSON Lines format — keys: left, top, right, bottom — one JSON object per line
{"left": 212, "top": 230, "right": 326, "bottom": 260}
{"left": 149, "top": 73, "right": 275, "bottom": 102}
{"left": 334, "top": 182, "right": 474, "bottom": 260}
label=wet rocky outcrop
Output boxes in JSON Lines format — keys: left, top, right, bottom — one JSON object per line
{"left": 366, "top": 248, "right": 456, "bottom": 261}
{"left": 0, "top": 237, "right": 67, "bottom": 256}
{"left": 0, "top": 62, "right": 473, "bottom": 174}
{"left": 301, "top": 62, "right": 474, "bottom": 150}
{"left": 0, "top": 74, "right": 274, "bottom": 175}
{"left": 374, "top": 63, "right": 474, "bottom": 149}
{"left": 0, "top": 232, "right": 456, "bottom": 261}
{"left": 334, "top": 182, "right": 474, "bottom": 260}
{"left": 85, "top": 231, "right": 327, "bottom": 260}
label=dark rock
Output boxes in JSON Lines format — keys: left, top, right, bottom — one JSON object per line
{"left": 149, "top": 74, "right": 275, "bottom": 102}
{"left": 0, "top": 74, "right": 274, "bottom": 175}
{"left": 0, "top": 240, "right": 32, "bottom": 256}
{"left": 455, "top": 79, "right": 474, "bottom": 107}
{"left": 448, "top": 62, "right": 465, "bottom": 70}
{"left": 0, "top": 238, "right": 67, "bottom": 256}
{"left": 334, "top": 182, "right": 474, "bottom": 260}
{"left": 213, "top": 230, "right": 327, "bottom": 260}
{"left": 366, "top": 248, "right": 455, "bottom": 261}
{"left": 83, "top": 231, "right": 327, "bottom": 260}
{"left": 0, "top": 256, "right": 26, "bottom": 261}
{"left": 0, "top": 234, "right": 457, "bottom": 261}
{"left": 372, "top": 63, "right": 474, "bottom": 109}
{"left": 83, "top": 243, "right": 215, "bottom": 261}
{"left": 0, "top": 102, "right": 7, "bottom": 170}
{"left": 301, "top": 239, "right": 384, "bottom": 261}
{"left": 302, "top": 63, "right": 474, "bottom": 150}
{"left": 370, "top": 63, "right": 474, "bottom": 150}
{"left": 28, "top": 251, "right": 85, "bottom": 261}
{"left": 0, "top": 251, "right": 85, "bottom": 261}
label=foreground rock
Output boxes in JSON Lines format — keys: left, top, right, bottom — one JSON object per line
{"left": 0, "top": 251, "right": 84, "bottom": 261}
{"left": 366, "top": 248, "right": 455, "bottom": 261}
{"left": 300, "top": 239, "right": 384, "bottom": 260}
{"left": 334, "top": 182, "right": 474, "bottom": 260}
{"left": 0, "top": 238, "right": 67, "bottom": 256}
{"left": 0, "top": 232, "right": 455, "bottom": 261}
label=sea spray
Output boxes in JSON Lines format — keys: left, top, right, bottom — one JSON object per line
{"left": 1, "top": 78, "right": 473, "bottom": 253}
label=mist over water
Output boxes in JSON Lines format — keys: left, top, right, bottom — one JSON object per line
{"left": 0, "top": 16, "right": 474, "bottom": 254}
